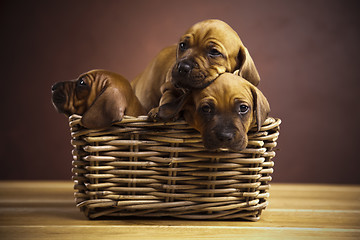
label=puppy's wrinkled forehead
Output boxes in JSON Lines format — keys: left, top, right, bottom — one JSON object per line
{"left": 195, "top": 74, "right": 254, "bottom": 109}
{"left": 80, "top": 70, "right": 109, "bottom": 92}
{"left": 183, "top": 19, "right": 241, "bottom": 50}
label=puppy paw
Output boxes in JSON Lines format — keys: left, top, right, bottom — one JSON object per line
{"left": 148, "top": 105, "right": 180, "bottom": 122}
{"left": 148, "top": 107, "right": 160, "bottom": 122}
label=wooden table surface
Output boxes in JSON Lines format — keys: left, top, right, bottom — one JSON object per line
{"left": 0, "top": 181, "right": 359, "bottom": 240}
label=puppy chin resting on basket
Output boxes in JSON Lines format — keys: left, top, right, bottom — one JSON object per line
{"left": 51, "top": 69, "right": 146, "bottom": 129}
{"left": 157, "top": 72, "right": 271, "bottom": 151}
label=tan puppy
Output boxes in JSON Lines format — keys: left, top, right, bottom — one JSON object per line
{"left": 51, "top": 70, "right": 146, "bottom": 128}
{"left": 182, "top": 73, "right": 270, "bottom": 151}
{"left": 131, "top": 19, "right": 260, "bottom": 121}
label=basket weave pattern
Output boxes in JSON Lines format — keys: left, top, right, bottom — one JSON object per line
{"left": 70, "top": 115, "right": 281, "bottom": 221}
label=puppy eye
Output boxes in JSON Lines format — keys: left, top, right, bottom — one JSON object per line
{"left": 209, "top": 48, "right": 222, "bottom": 58}
{"left": 77, "top": 77, "right": 87, "bottom": 87}
{"left": 179, "top": 42, "right": 187, "bottom": 51}
{"left": 200, "top": 104, "right": 213, "bottom": 114}
{"left": 238, "top": 104, "right": 249, "bottom": 115}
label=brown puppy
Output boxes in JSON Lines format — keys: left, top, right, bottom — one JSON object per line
{"left": 131, "top": 19, "right": 260, "bottom": 121}
{"left": 51, "top": 70, "right": 146, "bottom": 128}
{"left": 182, "top": 72, "right": 270, "bottom": 151}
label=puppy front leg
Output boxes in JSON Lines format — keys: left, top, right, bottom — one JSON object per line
{"left": 148, "top": 82, "right": 187, "bottom": 122}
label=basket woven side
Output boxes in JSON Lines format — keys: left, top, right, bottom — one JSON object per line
{"left": 70, "top": 115, "right": 280, "bottom": 221}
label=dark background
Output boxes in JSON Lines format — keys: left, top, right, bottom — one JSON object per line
{"left": 1, "top": 0, "right": 359, "bottom": 183}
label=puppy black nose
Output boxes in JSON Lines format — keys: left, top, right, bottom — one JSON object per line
{"left": 51, "top": 82, "right": 63, "bottom": 91}
{"left": 51, "top": 82, "right": 66, "bottom": 105}
{"left": 178, "top": 62, "right": 192, "bottom": 76}
{"left": 216, "top": 131, "right": 234, "bottom": 142}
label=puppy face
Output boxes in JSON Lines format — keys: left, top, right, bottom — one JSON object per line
{"left": 51, "top": 70, "right": 143, "bottom": 128}
{"left": 171, "top": 19, "right": 260, "bottom": 90}
{"left": 183, "top": 73, "right": 270, "bottom": 151}
{"left": 52, "top": 70, "right": 109, "bottom": 116}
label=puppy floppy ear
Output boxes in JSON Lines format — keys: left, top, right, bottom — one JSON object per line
{"left": 251, "top": 86, "right": 270, "bottom": 132}
{"left": 236, "top": 46, "right": 261, "bottom": 86}
{"left": 81, "top": 87, "right": 127, "bottom": 129}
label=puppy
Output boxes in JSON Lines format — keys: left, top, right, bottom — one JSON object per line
{"left": 182, "top": 72, "right": 270, "bottom": 151}
{"left": 51, "top": 70, "right": 146, "bottom": 128}
{"left": 131, "top": 19, "right": 260, "bottom": 121}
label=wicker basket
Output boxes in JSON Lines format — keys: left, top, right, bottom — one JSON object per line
{"left": 70, "top": 115, "right": 281, "bottom": 221}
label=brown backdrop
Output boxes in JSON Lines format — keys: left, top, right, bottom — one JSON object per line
{"left": 1, "top": 0, "right": 360, "bottom": 183}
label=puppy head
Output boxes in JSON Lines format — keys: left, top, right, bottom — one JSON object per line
{"left": 51, "top": 70, "right": 137, "bottom": 128}
{"left": 172, "top": 19, "right": 260, "bottom": 90}
{"left": 183, "top": 73, "right": 270, "bottom": 151}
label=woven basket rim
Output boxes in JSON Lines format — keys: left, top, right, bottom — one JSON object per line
{"left": 69, "top": 114, "right": 281, "bottom": 132}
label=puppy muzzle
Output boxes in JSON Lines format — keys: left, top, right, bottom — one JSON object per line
{"left": 203, "top": 126, "right": 248, "bottom": 151}
{"left": 51, "top": 82, "right": 69, "bottom": 115}
{"left": 172, "top": 60, "right": 207, "bottom": 89}
{"left": 215, "top": 131, "right": 235, "bottom": 143}
{"left": 177, "top": 62, "right": 192, "bottom": 77}
{"left": 51, "top": 82, "right": 63, "bottom": 101}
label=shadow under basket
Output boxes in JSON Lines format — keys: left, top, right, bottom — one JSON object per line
{"left": 70, "top": 115, "right": 281, "bottom": 221}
